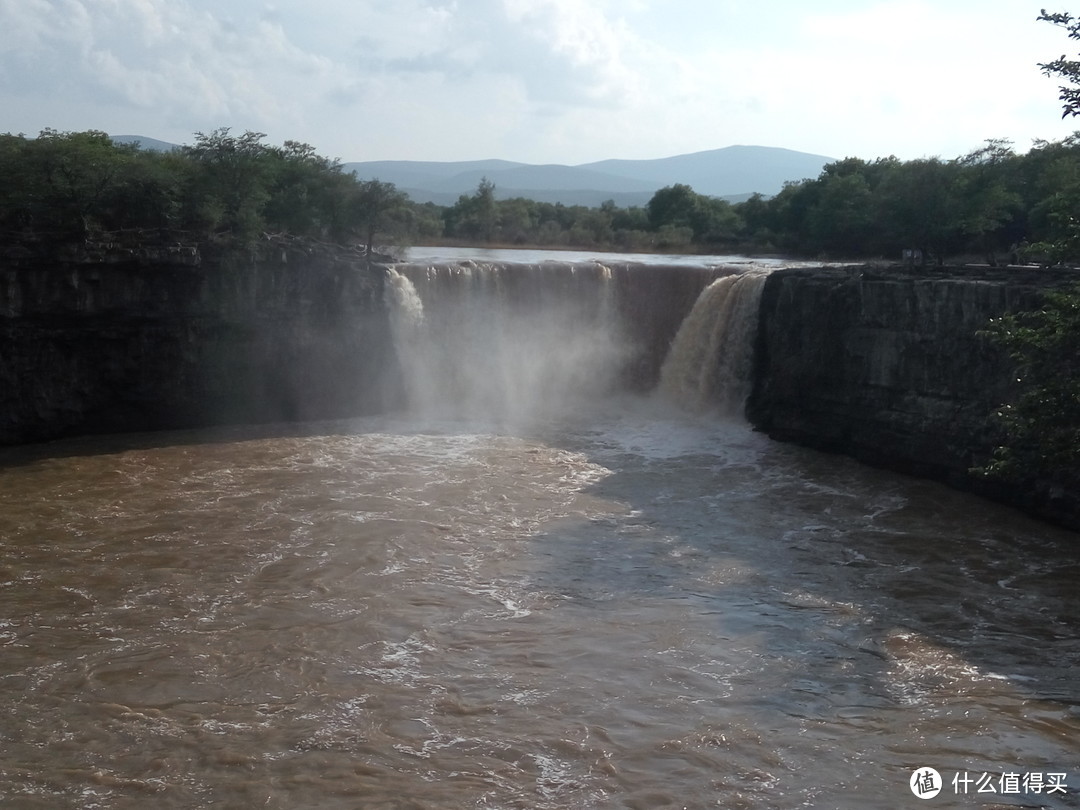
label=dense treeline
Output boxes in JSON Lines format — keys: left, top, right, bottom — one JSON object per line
{"left": 436, "top": 136, "right": 1080, "bottom": 264}
{"left": 4, "top": 127, "right": 1080, "bottom": 264}
{"left": 749, "top": 137, "right": 1080, "bottom": 264}
{"left": 0, "top": 128, "right": 416, "bottom": 256}
{"left": 435, "top": 178, "right": 738, "bottom": 253}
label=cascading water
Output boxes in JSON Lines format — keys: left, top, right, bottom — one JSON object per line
{"left": 382, "top": 260, "right": 769, "bottom": 419}
{"left": 382, "top": 261, "right": 630, "bottom": 425}
{"left": 657, "top": 269, "right": 771, "bottom": 414}
{"left": 383, "top": 266, "right": 433, "bottom": 413}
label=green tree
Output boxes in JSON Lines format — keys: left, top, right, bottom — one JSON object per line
{"left": 877, "top": 158, "right": 964, "bottom": 262}
{"left": 979, "top": 285, "right": 1080, "bottom": 482}
{"left": 181, "top": 128, "right": 272, "bottom": 239}
{"left": 571, "top": 205, "right": 615, "bottom": 246}
{"left": 106, "top": 147, "right": 183, "bottom": 231}
{"left": 952, "top": 140, "right": 1023, "bottom": 262}
{"left": 0, "top": 129, "right": 428, "bottom": 254}
{"left": 646, "top": 183, "right": 740, "bottom": 245}
{"left": 1032, "top": 12, "right": 1080, "bottom": 260}
{"left": 465, "top": 177, "right": 497, "bottom": 241}
{"left": 262, "top": 139, "right": 345, "bottom": 237}
{"left": 692, "top": 196, "right": 741, "bottom": 245}
{"left": 975, "top": 15, "right": 1080, "bottom": 492}
{"left": 497, "top": 197, "right": 538, "bottom": 244}
{"left": 762, "top": 179, "right": 821, "bottom": 254}
{"left": 1025, "top": 138, "right": 1080, "bottom": 263}
{"left": 1038, "top": 9, "right": 1080, "bottom": 117}
{"left": 24, "top": 129, "right": 138, "bottom": 237}
{"left": 802, "top": 160, "right": 876, "bottom": 255}
{"left": 351, "top": 179, "right": 409, "bottom": 259}
{"left": 735, "top": 193, "right": 775, "bottom": 248}
{"left": 409, "top": 201, "right": 445, "bottom": 243}
{"left": 445, "top": 178, "right": 497, "bottom": 242}
{"left": 647, "top": 184, "right": 699, "bottom": 232}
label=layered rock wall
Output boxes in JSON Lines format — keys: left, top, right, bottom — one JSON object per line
{"left": 747, "top": 265, "right": 1079, "bottom": 529}
{"left": 5, "top": 250, "right": 1077, "bottom": 529}
{"left": 0, "top": 245, "right": 396, "bottom": 445}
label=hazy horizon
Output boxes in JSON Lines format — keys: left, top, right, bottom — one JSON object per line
{"left": 2, "top": 2, "right": 1077, "bottom": 167}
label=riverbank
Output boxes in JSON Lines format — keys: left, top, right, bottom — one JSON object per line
{"left": 747, "top": 264, "right": 1080, "bottom": 531}
{"left": 2, "top": 246, "right": 1076, "bottom": 530}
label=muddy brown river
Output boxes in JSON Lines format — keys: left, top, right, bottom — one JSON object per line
{"left": 1, "top": 259, "right": 1077, "bottom": 808}
{"left": 1, "top": 407, "right": 1077, "bottom": 809}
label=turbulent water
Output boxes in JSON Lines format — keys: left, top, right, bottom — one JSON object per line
{"left": 1, "top": 259, "right": 1078, "bottom": 809}
{"left": 656, "top": 272, "right": 769, "bottom": 414}
{"left": 385, "top": 261, "right": 627, "bottom": 425}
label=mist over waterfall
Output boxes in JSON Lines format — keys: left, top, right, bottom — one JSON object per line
{"left": 657, "top": 271, "right": 770, "bottom": 414}
{"left": 382, "top": 261, "right": 770, "bottom": 422}
{"left": 384, "top": 262, "right": 629, "bottom": 425}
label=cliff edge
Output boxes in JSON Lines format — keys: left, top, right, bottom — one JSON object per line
{"left": 747, "top": 265, "right": 1080, "bottom": 531}
{"left": 0, "top": 238, "right": 396, "bottom": 445}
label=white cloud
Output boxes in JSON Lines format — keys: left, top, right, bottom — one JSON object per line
{"left": 0, "top": 0, "right": 340, "bottom": 138}
{"left": 0, "top": 0, "right": 1075, "bottom": 162}
{"left": 501, "top": 0, "right": 643, "bottom": 106}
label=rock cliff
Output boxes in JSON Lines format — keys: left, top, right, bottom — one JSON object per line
{"left": 4, "top": 248, "right": 1077, "bottom": 530}
{"left": 747, "top": 265, "right": 1080, "bottom": 530}
{"left": 0, "top": 241, "right": 396, "bottom": 445}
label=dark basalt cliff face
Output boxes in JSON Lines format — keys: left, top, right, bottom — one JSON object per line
{"left": 747, "top": 265, "right": 1080, "bottom": 530}
{"left": 4, "top": 248, "right": 1077, "bottom": 530}
{"left": 0, "top": 242, "right": 397, "bottom": 446}
{"left": 0, "top": 247, "right": 717, "bottom": 447}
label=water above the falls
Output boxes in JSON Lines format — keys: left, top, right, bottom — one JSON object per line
{"left": 1, "top": 257, "right": 1077, "bottom": 809}
{"left": 402, "top": 246, "right": 804, "bottom": 267}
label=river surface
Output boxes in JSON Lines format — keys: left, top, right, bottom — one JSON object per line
{"left": 402, "top": 246, "right": 805, "bottom": 268}
{"left": 1, "top": 404, "right": 1077, "bottom": 809}
{"left": 2, "top": 253, "right": 1079, "bottom": 808}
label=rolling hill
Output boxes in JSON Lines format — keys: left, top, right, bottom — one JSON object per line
{"left": 112, "top": 136, "right": 833, "bottom": 206}
{"left": 344, "top": 145, "right": 833, "bottom": 206}
{"left": 111, "top": 135, "right": 179, "bottom": 152}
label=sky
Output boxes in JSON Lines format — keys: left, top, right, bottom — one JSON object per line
{"left": 2, "top": 0, "right": 1079, "bottom": 166}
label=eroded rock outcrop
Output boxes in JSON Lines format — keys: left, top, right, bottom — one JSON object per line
{"left": 0, "top": 240, "right": 396, "bottom": 445}
{"left": 747, "top": 265, "right": 1080, "bottom": 530}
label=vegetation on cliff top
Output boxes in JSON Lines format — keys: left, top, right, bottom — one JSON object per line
{"left": 975, "top": 10, "right": 1080, "bottom": 493}
{"left": 980, "top": 285, "right": 1080, "bottom": 484}
{"left": 7, "top": 125, "right": 1080, "bottom": 264}
{"left": 0, "top": 127, "right": 414, "bottom": 256}
{"left": 424, "top": 139, "right": 1080, "bottom": 263}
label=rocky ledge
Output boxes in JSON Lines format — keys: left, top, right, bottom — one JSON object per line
{"left": 0, "top": 236, "right": 397, "bottom": 446}
{"left": 747, "top": 265, "right": 1080, "bottom": 531}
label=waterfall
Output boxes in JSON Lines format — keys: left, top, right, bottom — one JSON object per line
{"left": 656, "top": 270, "right": 771, "bottom": 415}
{"left": 381, "top": 260, "right": 770, "bottom": 423}
{"left": 383, "top": 267, "right": 434, "bottom": 412}
{"left": 384, "top": 267, "right": 426, "bottom": 328}
{"left": 382, "top": 261, "right": 628, "bottom": 425}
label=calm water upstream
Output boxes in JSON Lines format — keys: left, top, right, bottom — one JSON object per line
{"left": 1, "top": 257, "right": 1077, "bottom": 809}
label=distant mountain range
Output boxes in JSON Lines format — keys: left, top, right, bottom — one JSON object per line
{"left": 113, "top": 136, "right": 832, "bottom": 207}
{"left": 112, "top": 135, "right": 180, "bottom": 153}
{"left": 343, "top": 146, "right": 833, "bottom": 206}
